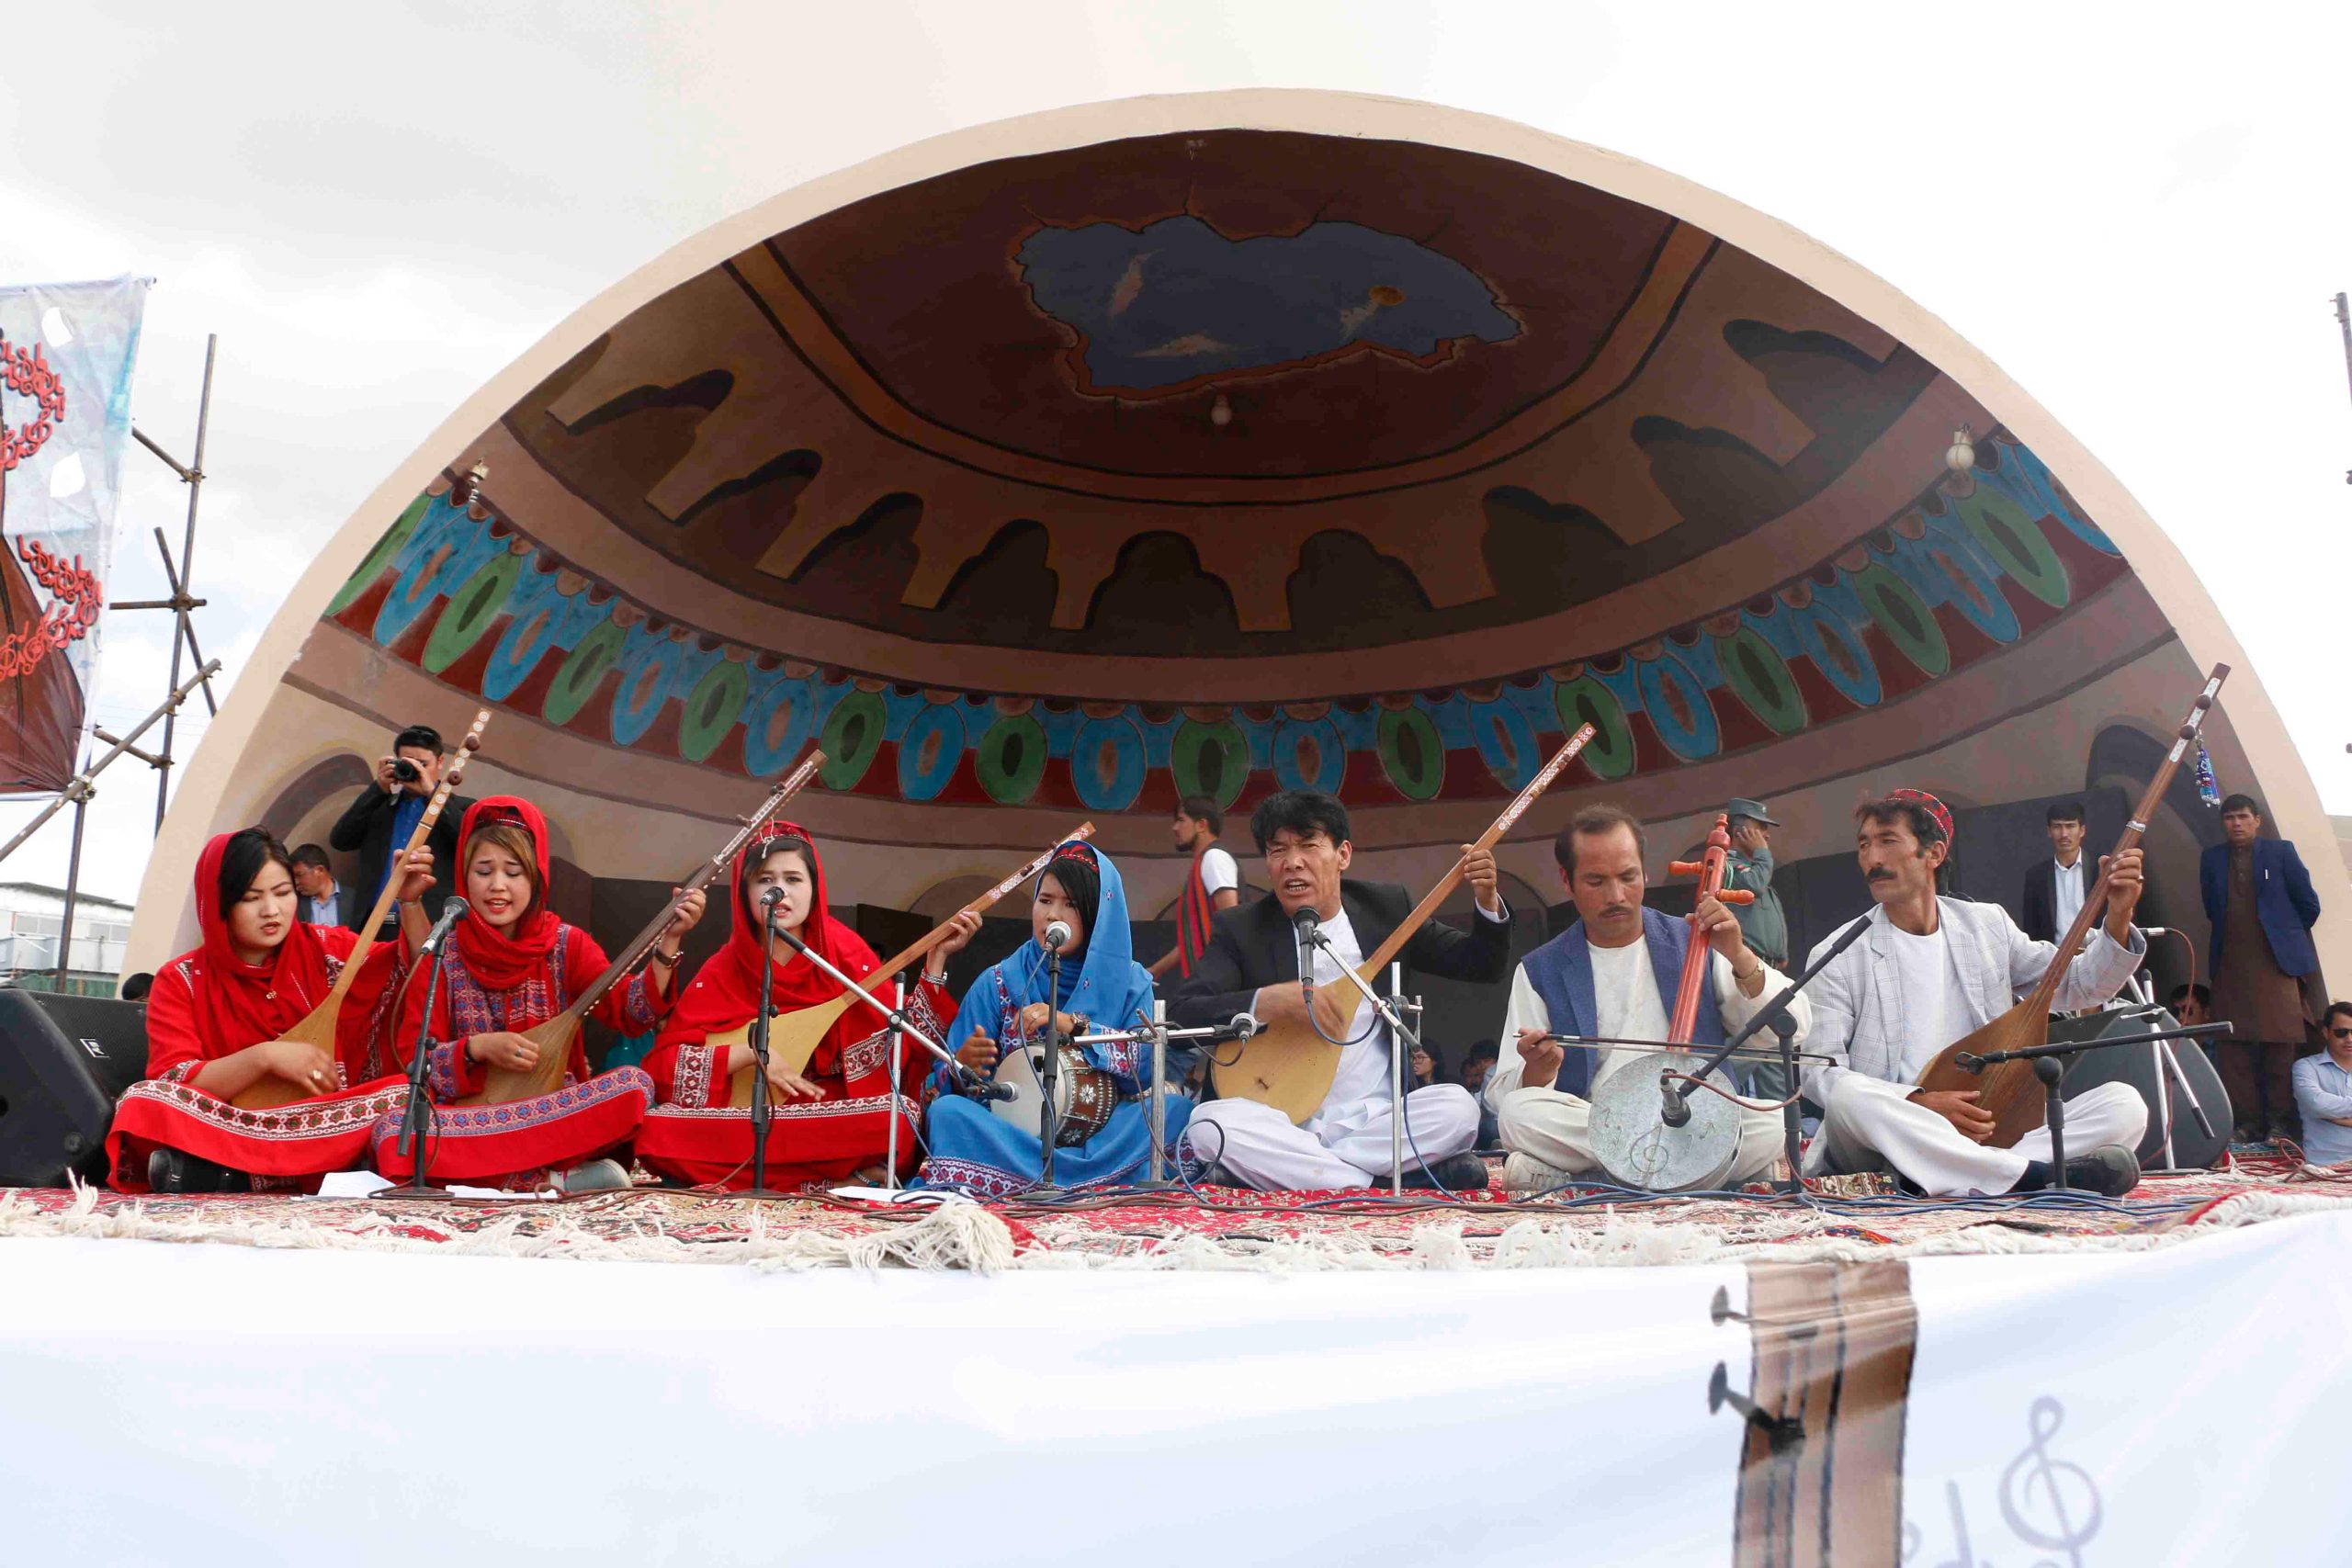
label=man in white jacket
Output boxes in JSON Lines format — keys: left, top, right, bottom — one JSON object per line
{"left": 1801, "top": 789, "right": 2149, "bottom": 1197}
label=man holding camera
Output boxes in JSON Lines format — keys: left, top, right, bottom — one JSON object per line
{"left": 327, "top": 724, "right": 473, "bottom": 937}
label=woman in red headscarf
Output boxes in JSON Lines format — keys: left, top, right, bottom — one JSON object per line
{"left": 637, "top": 822, "right": 972, "bottom": 1190}
{"left": 105, "top": 827, "right": 433, "bottom": 1193}
{"left": 368, "top": 795, "right": 703, "bottom": 1191}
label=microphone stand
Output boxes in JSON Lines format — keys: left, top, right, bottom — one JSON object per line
{"left": 744, "top": 890, "right": 785, "bottom": 1200}
{"left": 388, "top": 902, "right": 467, "bottom": 1199}
{"left": 1954, "top": 1023, "right": 2232, "bottom": 1191}
{"left": 1039, "top": 941, "right": 1064, "bottom": 1193}
{"left": 885, "top": 974, "right": 905, "bottom": 1190}
{"left": 765, "top": 923, "right": 998, "bottom": 1095}
{"left": 1655, "top": 914, "right": 1872, "bottom": 1189}
{"left": 1300, "top": 927, "right": 1426, "bottom": 1196}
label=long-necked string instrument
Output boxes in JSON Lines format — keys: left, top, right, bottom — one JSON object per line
{"left": 469, "top": 748, "right": 823, "bottom": 1106}
{"left": 232, "top": 709, "right": 491, "bottom": 1110}
{"left": 1914, "top": 663, "right": 2230, "bottom": 1145}
{"left": 1213, "top": 722, "right": 1596, "bottom": 1123}
{"left": 719, "top": 821, "right": 1097, "bottom": 1104}
{"left": 1664, "top": 815, "right": 1755, "bottom": 1042}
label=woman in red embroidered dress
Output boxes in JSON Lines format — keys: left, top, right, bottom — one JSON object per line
{"left": 106, "top": 828, "right": 432, "bottom": 1194}
{"left": 637, "top": 822, "right": 968, "bottom": 1190}
{"left": 368, "top": 795, "right": 702, "bottom": 1192}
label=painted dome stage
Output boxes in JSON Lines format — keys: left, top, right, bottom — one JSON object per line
{"left": 130, "top": 94, "right": 2345, "bottom": 983}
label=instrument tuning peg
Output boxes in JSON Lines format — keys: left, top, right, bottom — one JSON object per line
{"left": 1707, "top": 1363, "right": 1804, "bottom": 1452}
{"left": 1710, "top": 1285, "right": 1747, "bottom": 1326}
{"left": 461, "top": 734, "right": 483, "bottom": 752}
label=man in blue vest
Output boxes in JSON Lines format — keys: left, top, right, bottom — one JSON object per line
{"left": 1484, "top": 803, "right": 1808, "bottom": 1193}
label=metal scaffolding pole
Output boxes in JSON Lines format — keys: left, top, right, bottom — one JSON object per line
{"left": 124, "top": 333, "right": 220, "bottom": 830}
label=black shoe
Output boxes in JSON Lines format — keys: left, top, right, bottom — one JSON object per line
{"left": 1401, "top": 1152, "right": 1492, "bottom": 1192}
{"left": 147, "top": 1148, "right": 230, "bottom": 1194}
{"left": 1191, "top": 1162, "right": 1243, "bottom": 1189}
{"left": 2017, "top": 1143, "right": 2141, "bottom": 1198}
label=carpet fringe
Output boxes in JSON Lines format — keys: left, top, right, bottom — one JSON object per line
{"left": 6, "top": 1182, "right": 2347, "bottom": 1273}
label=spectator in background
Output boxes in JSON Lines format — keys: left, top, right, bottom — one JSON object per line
{"left": 2200, "top": 794, "right": 2323, "bottom": 1143}
{"left": 2167, "top": 982, "right": 2211, "bottom": 1029}
{"left": 1723, "top": 799, "right": 1792, "bottom": 1100}
{"left": 2290, "top": 1003, "right": 2352, "bottom": 1167}
{"left": 288, "top": 843, "right": 342, "bottom": 929}
{"left": 2022, "top": 801, "right": 2103, "bottom": 944}
{"left": 329, "top": 724, "right": 472, "bottom": 938}
{"left": 1722, "top": 799, "right": 1787, "bottom": 969}
{"left": 1409, "top": 1044, "right": 1442, "bottom": 1089}
{"left": 1461, "top": 1040, "right": 1501, "bottom": 1149}
{"left": 1148, "top": 795, "right": 1240, "bottom": 982}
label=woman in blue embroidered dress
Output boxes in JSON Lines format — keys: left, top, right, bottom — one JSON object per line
{"left": 369, "top": 795, "right": 702, "bottom": 1192}
{"left": 916, "top": 840, "right": 1187, "bottom": 1196}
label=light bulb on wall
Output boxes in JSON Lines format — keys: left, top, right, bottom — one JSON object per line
{"left": 1209, "top": 392, "right": 1232, "bottom": 428}
{"left": 1941, "top": 424, "right": 1976, "bottom": 499}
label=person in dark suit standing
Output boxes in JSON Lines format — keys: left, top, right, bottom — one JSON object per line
{"left": 2020, "top": 801, "right": 2105, "bottom": 944}
{"left": 327, "top": 724, "right": 472, "bottom": 937}
{"left": 2200, "top": 794, "right": 2324, "bottom": 1142}
{"left": 1170, "top": 790, "right": 1511, "bottom": 1191}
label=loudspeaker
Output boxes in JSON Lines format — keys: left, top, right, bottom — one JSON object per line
{"left": 0, "top": 989, "right": 148, "bottom": 1188}
{"left": 2055, "top": 1004, "right": 2232, "bottom": 1170}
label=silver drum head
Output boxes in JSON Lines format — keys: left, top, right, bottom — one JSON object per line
{"left": 1588, "top": 1052, "right": 1742, "bottom": 1192}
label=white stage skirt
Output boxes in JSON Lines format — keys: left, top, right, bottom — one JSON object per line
{"left": 5, "top": 1211, "right": 2349, "bottom": 1564}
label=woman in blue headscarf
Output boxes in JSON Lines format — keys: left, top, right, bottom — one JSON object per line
{"left": 915, "top": 840, "right": 1187, "bottom": 1195}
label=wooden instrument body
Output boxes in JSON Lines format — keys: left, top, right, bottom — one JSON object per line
{"left": 1911, "top": 664, "right": 2230, "bottom": 1147}
{"left": 986, "top": 1039, "right": 1118, "bottom": 1147}
{"left": 230, "top": 707, "right": 492, "bottom": 1111}
{"left": 713, "top": 823, "right": 1096, "bottom": 1107}
{"left": 1212, "top": 724, "right": 1595, "bottom": 1124}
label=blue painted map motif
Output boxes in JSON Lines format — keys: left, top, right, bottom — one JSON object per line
{"left": 1015, "top": 216, "right": 1519, "bottom": 392}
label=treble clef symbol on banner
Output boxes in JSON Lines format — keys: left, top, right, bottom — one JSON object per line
{"left": 1997, "top": 1396, "right": 2101, "bottom": 1568}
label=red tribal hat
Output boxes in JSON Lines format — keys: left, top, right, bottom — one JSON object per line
{"left": 1887, "top": 787, "right": 1954, "bottom": 846}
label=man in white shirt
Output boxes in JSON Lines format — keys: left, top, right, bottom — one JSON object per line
{"left": 1804, "top": 790, "right": 2149, "bottom": 1197}
{"left": 1487, "top": 805, "right": 1810, "bottom": 1192}
{"left": 1169, "top": 791, "right": 1511, "bottom": 1191}
{"left": 2019, "top": 801, "right": 2100, "bottom": 944}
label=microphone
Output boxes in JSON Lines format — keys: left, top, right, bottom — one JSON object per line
{"left": 1043, "top": 919, "right": 1073, "bottom": 953}
{"left": 418, "top": 897, "right": 469, "bottom": 956}
{"left": 1225, "top": 1012, "right": 1259, "bottom": 1043}
{"left": 1292, "top": 906, "right": 1319, "bottom": 1003}
{"left": 2135, "top": 925, "right": 2173, "bottom": 937}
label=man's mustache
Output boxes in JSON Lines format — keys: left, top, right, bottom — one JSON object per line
{"left": 1865, "top": 867, "right": 1896, "bottom": 882}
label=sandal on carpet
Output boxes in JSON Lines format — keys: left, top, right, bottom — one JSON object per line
{"left": 561, "top": 1158, "right": 632, "bottom": 1194}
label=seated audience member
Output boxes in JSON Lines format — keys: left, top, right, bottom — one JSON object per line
{"left": 2168, "top": 982, "right": 2212, "bottom": 1028}
{"left": 1459, "top": 1040, "right": 1501, "bottom": 1148}
{"left": 1171, "top": 791, "right": 1508, "bottom": 1192}
{"left": 2290, "top": 1003, "right": 2352, "bottom": 1168}
{"left": 1485, "top": 806, "right": 1804, "bottom": 1191}
{"left": 1410, "top": 1044, "right": 1442, "bottom": 1089}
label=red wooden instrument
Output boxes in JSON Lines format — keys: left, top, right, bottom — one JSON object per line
{"left": 1663, "top": 814, "right": 1756, "bottom": 1043}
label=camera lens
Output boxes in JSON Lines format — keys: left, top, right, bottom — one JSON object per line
{"left": 391, "top": 759, "right": 421, "bottom": 783}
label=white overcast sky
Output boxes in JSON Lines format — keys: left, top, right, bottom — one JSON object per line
{"left": 2, "top": 0, "right": 2347, "bottom": 908}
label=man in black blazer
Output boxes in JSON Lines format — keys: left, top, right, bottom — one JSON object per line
{"left": 1170, "top": 790, "right": 1512, "bottom": 1190}
{"left": 2020, "top": 800, "right": 2103, "bottom": 944}
{"left": 327, "top": 723, "right": 472, "bottom": 936}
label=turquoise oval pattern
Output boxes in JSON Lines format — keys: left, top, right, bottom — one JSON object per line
{"left": 334, "top": 433, "right": 2117, "bottom": 804}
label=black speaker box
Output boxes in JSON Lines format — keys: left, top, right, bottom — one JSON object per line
{"left": 2055, "top": 1003, "right": 2233, "bottom": 1170}
{"left": 0, "top": 988, "right": 148, "bottom": 1188}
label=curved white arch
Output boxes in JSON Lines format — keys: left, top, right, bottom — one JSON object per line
{"left": 129, "top": 88, "right": 2349, "bottom": 983}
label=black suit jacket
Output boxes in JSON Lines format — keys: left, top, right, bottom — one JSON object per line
{"left": 2019, "top": 857, "right": 2102, "bottom": 945}
{"left": 1168, "top": 878, "right": 1514, "bottom": 1033}
{"left": 326, "top": 784, "right": 473, "bottom": 930}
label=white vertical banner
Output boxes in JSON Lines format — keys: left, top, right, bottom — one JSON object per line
{"left": 0, "top": 276, "right": 150, "bottom": 794}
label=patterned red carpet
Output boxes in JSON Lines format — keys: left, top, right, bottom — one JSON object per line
{"left": 6, "top": 1152, "right": 2351, "bottom": 1269}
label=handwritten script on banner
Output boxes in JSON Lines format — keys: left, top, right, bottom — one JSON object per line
{"left": 0, "top": 277, "right": 148, "bottom": 794}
